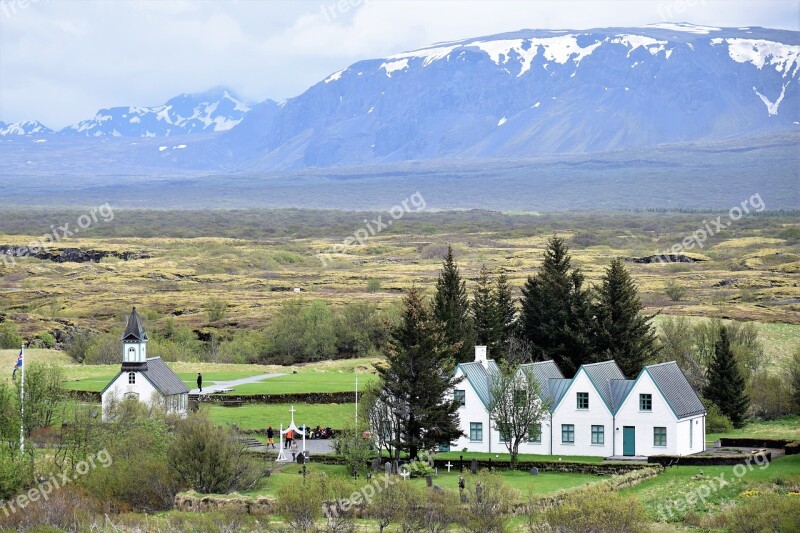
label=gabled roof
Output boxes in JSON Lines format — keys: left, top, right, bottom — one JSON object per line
{"left": 122, "top": 307, "right": 148, "bottom": 342}
{"left": 548, "top": 378, "right": 572, "bottom": 407}
{"left": 645, "top": 361, "right": 706, "bottom": 419}
{"left": 142, "top": 357, "right": 189, "bottom": 396}
{"left": 520, "top": 360, "right": 564, "bottom": 403}
{"left": 457, "top": 360, "right": 499, "bottom": 408}
{"left": 100, "top": 357, "right": 189, "bottom": 397}
{"left": 610, "top": 379, "right": 635, "bottom": 412}
{"left": 581, "top": 360, "right": 626, "bottom": 411}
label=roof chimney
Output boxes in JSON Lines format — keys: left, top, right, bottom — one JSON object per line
{"left": 475, "top": 346, "right": 488, "bottom": 369}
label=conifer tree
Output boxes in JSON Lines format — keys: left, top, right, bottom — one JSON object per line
{"left": 594, "top": 258, "right": 659, "bottom": 378}
{"left": 494, "top": 268, "right": 517, "bottom": 353}
{"left": 519, "top": 236, "right": 595, "bottom": 375}
{"left": 377, "top": 288, "right": 464, "bottom": 459}
{"left": 472, "top": 265, "right": 499, "bottom": 355}
{"left": 433, "top": 245, "right": 475, "bottom": 363}
{"left": 704, "top": 326, "right": 749, "bottom": 428}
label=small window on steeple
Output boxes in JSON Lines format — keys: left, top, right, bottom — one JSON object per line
{"left": 128, "top": 372, "right": 136, "bottom": 385}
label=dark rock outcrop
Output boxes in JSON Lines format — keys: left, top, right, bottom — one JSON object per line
{"left": 0, "top": 245, "right": 148, "bottom": 264}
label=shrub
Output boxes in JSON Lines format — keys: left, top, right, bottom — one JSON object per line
{"left": 168, "top": 413, "right": 265, "bottom": 494}
{"left": 528, "top": 483, "right": 649, "bottom": 533}
{"left": 723, "top": 492, "right": 800, "bottom": 533}
{"left": 205, "top": 298, "right": 227, "bottom": 322}
{"left": 460, "top": 471, "right": 517, "bottom": 533}
{"left": 703, "top": 398, "right": 733, "bottom": 433}
{"left": 0, "top": 322, "right": 22, "bottom": 349}
{"left": 276, "top": 474, "right": 326, "bottom": 532}
{"left": 36, "top": 332, "right": 56, "bottom": 349}
{"left": 366, "top": 278, "right": 381, "bottom": 292}
{"left": 664, "top": 280, "right": 687, "bottom": 301}
{"left": 748, "top": 371, "right": 794, "bottom": 420}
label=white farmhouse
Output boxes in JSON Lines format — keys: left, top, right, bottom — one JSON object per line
{"left": 451, "top": 347, "right": 705, "bottom": 457}
{"left": 100, "top": 307, "right": 189, "bottom": 420}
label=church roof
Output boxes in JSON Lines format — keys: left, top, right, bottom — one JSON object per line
{"left": 122, "top": 307, "right": 148, "bottom": 342}
{"left": 141, "top": 357, "right": 189, "bottom": 396}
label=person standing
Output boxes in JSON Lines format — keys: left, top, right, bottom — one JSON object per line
{"left": 267, "top": 425, "right": 275, "bottom": 448}
{"left": 197, "top": 372, "right": 203, "bottom": 393}
{"left": 286, "top": 428, "right": 294, "bottom": 448}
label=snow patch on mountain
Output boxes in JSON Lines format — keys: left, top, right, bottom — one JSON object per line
{"left": 712, "top": 38, "right": 800, "bottom": 76}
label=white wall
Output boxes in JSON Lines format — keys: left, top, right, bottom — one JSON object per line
{"left": 101, "top": 371, "right": 158, "bottom": 420}
{"left": 452, "top": 368, "right": 494, "bottom": 453}
{"left": 551, "top": 370, "right": 614, "bottom": 457}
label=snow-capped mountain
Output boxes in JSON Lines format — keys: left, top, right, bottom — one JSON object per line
{"left": 211, "top": 23, "right": 799, "bottom": 169}
{"left": 0, "top": 120, "right": 54, "bottom": 136}
{"left": 59, "top": 87, "right": 250, "bottom": 137}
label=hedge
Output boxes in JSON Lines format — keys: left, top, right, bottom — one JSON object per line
{"left": 196, "top": 392, "right": 355, "bottom": 405}
{"left": 786, "top": 441, "right": 800, "bottom": 455}
{"left": 718, "top": 437, "right": 791, "bottom": 448}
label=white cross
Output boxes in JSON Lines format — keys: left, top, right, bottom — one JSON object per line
{"left": 400, "top": 469, "right": 411, "bottom": 480}
{"left": 289, "top": 405, "right": 296, "bottom": 416}
{"left": 445, "top": 461, "right": 453, "bottom": 472}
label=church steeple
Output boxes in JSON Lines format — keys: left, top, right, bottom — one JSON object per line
{"left": 121, "top": 306, "right": 148, "bottom": 370}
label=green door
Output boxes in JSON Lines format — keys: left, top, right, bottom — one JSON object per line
{"left": 623, "top": 426, "right": 636, "bottom": 456}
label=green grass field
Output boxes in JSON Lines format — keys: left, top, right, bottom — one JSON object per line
{"left": 620, "top": 454, "right": 800, "bottom": 522}
{"left": 707, "top": 415, "right": 800, "bottom": 443}
{"left": 434, "top": 451, "right": 604, "bottom": 464}
{"left": 206, "top": 403, "right": 357, "bottom": 430}
{"left": 232, "top": 372, "right": 377, "bottom": 395}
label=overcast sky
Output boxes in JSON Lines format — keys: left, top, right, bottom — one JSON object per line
{"left": 1, "top": 0, "right": 797, "bottom": 128}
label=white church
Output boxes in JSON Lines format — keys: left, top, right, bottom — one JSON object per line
{"left": 451, "top": 346, "right": 706, "bottom": 457}
{"left": 100, "top": 307, "right": 189, "bottom": 420}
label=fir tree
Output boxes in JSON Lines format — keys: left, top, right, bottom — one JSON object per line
{"left": 594, "top": 258, "right": 660, "bottom": 378}
{"left": 704, "top": 326, "right": 749, "bottom": 428}
{"left": 433, "top": 245, "right": 475, "bottom": 363}
{"left": 519, "top": 236, "right": 595, "bottom": 375}
{"left": 494, "top": 268, "right": 517, "bottom": 353}
{"left": 377, "top": 288, "right": 464, "bottom": 459}
{"left": 472, "top": 265, "right": 499, "bottom": 355}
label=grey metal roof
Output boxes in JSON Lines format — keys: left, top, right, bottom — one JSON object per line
{"left": 548, "top": 378, "right": 572, "bottom": 408}
{"left": 609, "top": 379, "right": 635, "bottom": 412}
{"left": 582, "top": 361, "right": 625, "bottom": 410}
{"left": 646, "top": 361, "right": 706, "bottom": 419}
{"left": 520, "top": 360, "right": 564, "bottom": 403}
{"left": 122, "top": 307, "right": 148, "bottom": 341}
{"left": 458, "top": 360, "right": 499, "bottom": 408}
{"left": 141, "top": 357, "right": 189, "bottom": 396}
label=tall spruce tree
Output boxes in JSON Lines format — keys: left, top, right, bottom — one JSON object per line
{"left": 704, "top": 326, "right": 749, "bottom": 428}
{"left": 519, "top": 236, "right": 595, "bottom": 375}
{"left": 377, "top": 288, "right": 464, "bottom": 459}
{"left": 433, "top": 245, "right": 475, "bottom": 363}
{"left": 472, "top": 265, "right": 500, "bottom": 356}
{"left": 494, "top": 268, "right": 517, "bottom": 351}
{"left": 594, "top": 258, "right": 660, "bottom": 378}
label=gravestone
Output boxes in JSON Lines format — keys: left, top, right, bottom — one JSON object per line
{"left": 529, "top": 467, "right": 539, "bottom": 476}
{"left": 296, "top": 454, "right": 305, "bottom": 465}
{"left": 426, "top": 475, "right": 433, "bottom": 487}
{"left": 393, "top": 460, "right": 400, "bottom": 475}
{"left": 470, "top": 459, "right": 478, "bottom": 474}
{"left": 459, "top": 455, "right": 464, "bottom": 472}
{"left": 372, "top": 457, "right": 382, "bottom": 473}
{"left": 385, "top": 462, "right": 393, "bottom": 477}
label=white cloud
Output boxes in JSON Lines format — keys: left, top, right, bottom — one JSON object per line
{"left": 0, "top": 0, "right": 796, "bottom": 128}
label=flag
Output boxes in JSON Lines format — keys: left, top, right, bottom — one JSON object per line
{"left": 12, "top": 349, "right": 22, "bottom": 378}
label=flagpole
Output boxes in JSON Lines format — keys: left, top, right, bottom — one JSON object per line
{"left": 355, "top": 371, "right": 358, "bottom": 427}
{"left": 19, "top": 343, "right": 25, "bottom": 456}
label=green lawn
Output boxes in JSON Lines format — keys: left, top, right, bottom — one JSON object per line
{"left": 207, "top": 402, "right": 357, "bottom": 430}
{"left": 707, "top": 415, "right": 800, "bottom": 443}
{"left": 232, "top": 372, "right": 377, "bottom": 395}
{"left": 620, "top": 454, "right": 800, "bottom": 522}
{"left": 216, "top": 462, "right": 599, "bottom": 500}
{"left": 62, "top": 370, "right": 266, "bottom": 392}
{"left": 434, "top": 451, "right": 605, "bottom": 463}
